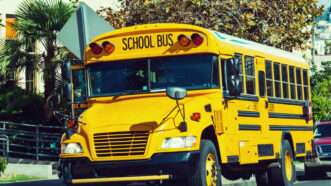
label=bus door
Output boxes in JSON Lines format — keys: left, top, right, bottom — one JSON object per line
{"left": 254, "top": 56, "right": 274, "bottom": 159}
{"left": 220, "top": 54, "right": 262, "bottom": 164}
{"left": 71, "top": 64, "right": 88, "bottom": 118}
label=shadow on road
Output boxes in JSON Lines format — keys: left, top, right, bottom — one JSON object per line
{"left": 297, "top": 172, "right": 331, "bottom": 181}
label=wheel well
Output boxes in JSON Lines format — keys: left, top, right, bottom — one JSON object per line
{"left": 282, "top": 132, "right": 295, "bottom": 158}
{"left": 201, "top": 125, "right": 221, "bottom": 162}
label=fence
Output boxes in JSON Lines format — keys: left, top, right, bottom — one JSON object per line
{"left": 0, "top": 121, "right": 65, "bottom": 161}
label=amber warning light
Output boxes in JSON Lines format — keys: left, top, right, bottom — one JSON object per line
{"left": 89, "top": 41, "right": 115, "bottom": 55}
{"left": 102, "top": 41, "right": 115, "bottom": 54}
{"left": 178, "top": 33, "right": 204, "bottom": 47}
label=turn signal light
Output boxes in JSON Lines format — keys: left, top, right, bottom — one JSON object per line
{"left": 191, "top": 112, "right": 201, "bottom": 122}
{"left": 66, "top": 119, "right": 77, "bottom": 129}
{"left": 191, "top": 33, "right": 204, "bottom": 46}
{"left": 178, "top": 34, "right": 191, "bottom": 47}
{"left": 102, "top": 41, "right": 115, "bottom": 54}
{"left": 89, "top": 42, "right": 103, "bottom": 55}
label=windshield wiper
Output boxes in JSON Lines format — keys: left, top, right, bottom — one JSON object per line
{"left": 114, "top": 90, "right": 147, "bottom": 96}
{"left": 150, "top": 88, "right": 166, "bottom": 92}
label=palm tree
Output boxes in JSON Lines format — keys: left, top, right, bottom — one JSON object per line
{"left": 0, "top": 0, "right": 75, "bottom": 120}
{"left": 13, "top": 0, "right": 74, "bottom": 100}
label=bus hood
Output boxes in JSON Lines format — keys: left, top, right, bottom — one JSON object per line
{"left": 79, "top": 91, "right": 219, "bottom": 132}
{"left": 80, "top": 94, "right": 180, "bottom": 131}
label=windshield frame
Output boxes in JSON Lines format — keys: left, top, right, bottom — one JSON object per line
{"left": 86, "top": 54, "right": 220, "bottom": 98}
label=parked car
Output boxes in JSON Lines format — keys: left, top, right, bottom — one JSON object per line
{"left": 305, "top": 120, "right": 331, "bottom": 177}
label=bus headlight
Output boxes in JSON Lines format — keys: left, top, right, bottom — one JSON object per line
{"left": 62, "top": 143, "right": 83, "bottom": 154}
{"left": 161, "top": 136, "right": 197, "bottom": 149}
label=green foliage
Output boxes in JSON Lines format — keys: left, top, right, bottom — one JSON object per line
{"left": 311, "top": 61, "right": 331, "bottom": 121}
{"left": 0, "top": 157, "right": 7, "bottom": 175}
{"left": 98, "top": 0, "right": 322, "bottom": 51}
{"left": 0, "top": 0, "right": 75, "bottom": 100}
{"left": 0, "top": 82, "right": 45, "bottom": 122}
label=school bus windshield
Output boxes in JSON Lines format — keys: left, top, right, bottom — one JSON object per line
{"left": 88, "top": 54, "right": 219, "bottom": 97}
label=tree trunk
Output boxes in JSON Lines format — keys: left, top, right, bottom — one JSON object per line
{"left": 25, "top": 63, "right": 34, "bottom": 93}
{"left": 43, "top": 40, "right": 56, "bottom": 120}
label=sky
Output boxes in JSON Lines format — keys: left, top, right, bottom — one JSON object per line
{"left": 0, "top": 0, "right": 120, "bottom": 14}
{"left": 318, "top": 0, "right": 330, "bottom": 7}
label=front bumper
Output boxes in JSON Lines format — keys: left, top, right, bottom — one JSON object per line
{"left": 60, "top": 151, "right": 199, "bottom": 184}
{"left": 305, "top": 155, "right": 331, "bottom": 171}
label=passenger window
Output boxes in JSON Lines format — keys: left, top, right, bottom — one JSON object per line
{"left": 281, "top": 64, "right": 289, "bottom": 99}
{"left": 221, "top": 59, "right": 227, "bottom": 91}
{"left": 235, "top": 53, "right": 244, "bottom": 94}
{"left": 273, "top": 63, "right": 281, "bottom": 97}
{"left": 303, "top": 69, "right": 309, "bottom": 100}
{"left": 289, "top": 66, "right": 296, "bottom": 99}
{"left": 265, "top": 60, "right": 273, "bottom": 97}
{"left": 244, "top": 56, "right": 255, "bottom": 95}
{"left": 296, "top": 68, "right": 303, "bottom": 100}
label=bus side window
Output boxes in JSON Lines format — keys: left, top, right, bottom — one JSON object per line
{"left": 289, "top": 66, "right": 296, "bottom": 99}
{"left": 221, "top": 59, "right": 227, "bottom": 92}
{"left": 265, "top": 60, "right": 273, "bottom": 97}
{"left": 244, "top": 56, "right": 255, "bottom": 95}
{"left": 303, "top": 69, "right": 309, "bottom": 100}
{"left": 296, "top": 68, "right": 303, "bottom": 100}
{"left": 212, "top": 56, "right": 220, "bottom": 88}
{"left": 235, "top": 53, "right": 244, "bottom": 95}
{"left": 281, "top": 64, "right": 289, "bottom": 99}
{"left": 273, "top": 62, "right": 281, "bottom": 98}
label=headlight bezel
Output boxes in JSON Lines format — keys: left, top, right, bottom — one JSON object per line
{"left": 62, "top": 142, "right": 83, "bottom": 154}
{"left": 161, "top": 136, "right": 197, "bottom": 149}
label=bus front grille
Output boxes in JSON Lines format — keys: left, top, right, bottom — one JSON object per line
{"left": 93, "top": 131, "right": 149, "bottom": 157}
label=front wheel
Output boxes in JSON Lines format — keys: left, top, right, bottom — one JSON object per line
{"left": 188, "top": 140, "right": 222, "bottom": 186}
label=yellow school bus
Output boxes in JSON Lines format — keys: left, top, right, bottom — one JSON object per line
{"left": 59, "top": 23, "right": 313, "bottom": 186}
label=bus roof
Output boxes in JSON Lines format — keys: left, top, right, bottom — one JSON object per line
{"left": 211, "top": 31, "right": 306, "bottom": 64}
{"left": 89, "top": 23, "right": 307, "bottom": 65}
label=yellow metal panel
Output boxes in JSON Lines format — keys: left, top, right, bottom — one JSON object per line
{"left": 72, "top": 175, "right": 171, "bottom": 184}
{"left": 214, "top": 110, "right": 224, "bottom": 134}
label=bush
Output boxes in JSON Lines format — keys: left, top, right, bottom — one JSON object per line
{"left": 0, "top": 81, "right": 45, "bottom": 122}
{"left": 0, "top": 157, "right": 7, "bottom": 175}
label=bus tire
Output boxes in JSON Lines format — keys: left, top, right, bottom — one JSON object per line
{"left": 188, "top": 140, "right": 222, "bottom": 186}
{"left": 269, "top": 140, "right": 296, "bottom": 186}
{"left": 255, "top": 171, "right": 269, "bottom": 186}
{"left": 304, "top": 165, "right": 327, "bottom": 179}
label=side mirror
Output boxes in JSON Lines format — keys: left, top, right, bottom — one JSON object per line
{"left": 226, "top": 58, "right": 242, "bottom": 97}
{"left": 62, "top": 61, "right": 72, "bottom": 82}
{"left": 258, "top": 71, "right": 266, "bottom": 97}
{"left": 166, "top": 87, "right": 187, "bottom": 100}
{"left": 64, "top": 83, "right": 73, "bottom": 102}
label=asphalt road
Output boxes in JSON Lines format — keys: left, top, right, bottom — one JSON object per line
{"left": 2, "top": 177, "right": 331, "bottom": 186}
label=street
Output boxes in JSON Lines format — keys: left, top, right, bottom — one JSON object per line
{"left": 3, "top": 176, "right": 331, "bottom": 186}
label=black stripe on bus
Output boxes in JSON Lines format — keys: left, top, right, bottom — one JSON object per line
{"left": 269, "top": 125, "right": 313, "bottom": 131}
{"left": 238, "top": 111, "right": 260, "bottom": 118}
{"left": 224, "top": 95, "right": 259, "bottom": 102}
{"left": 268, "top": 98, "right": 305, "bottom": 106}
{"left": 239, "top": 124, "right": 261, "bottom": 131}
{"left": 269, "top": 112, "right": 304, "bottom": 119}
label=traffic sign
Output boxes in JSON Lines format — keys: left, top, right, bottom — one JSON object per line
{"left": 58, "top": 2, "right": 114, "bottom": 60}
